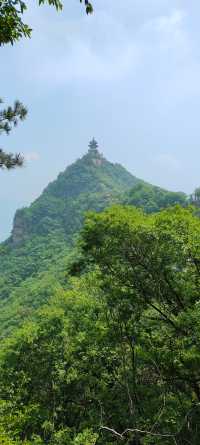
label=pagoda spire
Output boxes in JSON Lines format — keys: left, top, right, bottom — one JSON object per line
{"left": 88, "top": 138, "right": 99, "bottom": 152}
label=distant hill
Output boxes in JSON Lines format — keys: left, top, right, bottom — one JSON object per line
{"left": 0, "top": 140, "right": 188, "bottom": 334}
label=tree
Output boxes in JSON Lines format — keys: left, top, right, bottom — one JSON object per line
{"left": 190, "top": 187, "right": 200, "bottom": 207}
{"left": 80, "top": 205, "right": 200, "bottom": 444}
{"left": 0, "top": 275, "right": 106, "bottom": 444}
{"left": 0, "top": 0, "right": 93, "bottom": 46}
{"left": 0, "top": 99, "right": 27, "bottom": 169}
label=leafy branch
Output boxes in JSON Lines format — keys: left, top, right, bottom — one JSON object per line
{"left": 0, "top": 0, "right": 93, "bottom": 46}
{"left": 80, "top": 0, "right": 93, "bottom": 15}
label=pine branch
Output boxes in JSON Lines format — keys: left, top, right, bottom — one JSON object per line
{"left": 0, "top": 149, "right": 24, "bottom": 169}
{"left": 0, "top": 98, "right": 27, "bottom": 169}
{"left": 0, "top": 99, "right": 27, "bottom": 134}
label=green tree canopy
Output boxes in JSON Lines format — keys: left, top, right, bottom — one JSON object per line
{"left": 0, "top": 0, "right": 93, "bottom": 46}
{"left": 79, "top": 205, "right": 200, "bottom": 444}
{"left": 1, "top": 206, "right": 200, "bottom": 444}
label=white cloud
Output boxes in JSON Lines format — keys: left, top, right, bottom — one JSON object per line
{"left": 141, "top": 9, "right": 188, "bottom": 51}
{"left": 24, "top": 151, "right": 40, "bottom": 162}
{"left": 154, "top": 9, "right": 184, "bottom": 31}
{"left": 14, "top": 6, "right": 141, "bottom": 86}
{"left": 12, "top": 4, "right": 190, "bottom": 90}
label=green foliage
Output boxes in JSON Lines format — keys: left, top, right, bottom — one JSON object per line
{"left": 1, "top": 152, "right": 200, "bottom": 444}
{"left": 80, "top": 205, "right": 200, "bottom": 443}
{"left": 0, "top": 99, "right": 27, "bottom": 135}
{"left": 0, "top": 0, "right": 92, "bottom": 46}
{"left": 0, "top": 150, "right": 137, "bottom": 306}
{"left": 0, "top": 0, "right": 31, "bottom": 45}
{"left": 0, "top": 428, "right": 20, "bottom": 445}
{"left": 1, "top": 205, "right": 200, "bottom": 443}
{"left": 0, "top": 274, "right": 107, "bottom": 443}
{"left": 124, "top": 182, "right": 187, "bottom": 213}
{"left": 80, "top": 1, "right": 93, "bottom": 15}
{"left": 0, "top": 98, "right": 27, "bottom": 169}
{"left": 0, "top": 152, "right": 192, "bottom": 335}
{"left": 190, "top": 187, "right": 200, "bottom": 211}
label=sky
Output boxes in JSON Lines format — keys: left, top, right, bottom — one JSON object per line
{"left": 1, "top": 0, "right": 200, "bottom": 240}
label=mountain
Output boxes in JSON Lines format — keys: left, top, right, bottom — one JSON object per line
{"left": 10, "top": 143, "right": 138, "bottom": 246}
{"left": 0, "top": 142, "right": 140, "bottom": 310}
{"left": 0, "top": 140, "right": 187, "bottom": 335}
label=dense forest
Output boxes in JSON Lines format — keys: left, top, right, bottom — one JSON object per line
{"left": 1, "top": 145, "right": 200, "bottom": 445}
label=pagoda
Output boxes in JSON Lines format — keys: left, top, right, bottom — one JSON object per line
{"left": 88, "top": 138, "right": 99, "bottom": 155}
{"left": 87, "top": 138, "right": 104, "bottom": 165}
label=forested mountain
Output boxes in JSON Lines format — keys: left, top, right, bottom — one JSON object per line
{"left": 2, "top": 141, "right": 200, "bottom": 445}
{"left": 0, "top": 142, "right": 187, "bottom": 305}
{"left": 0, "top": 142, "right": 188, "bottom": 333}
{"left": 0, "top": 143, "right": 138, "bottom": 303}
{"left": 10, "top": 144, "right": 137, "bottom": 246}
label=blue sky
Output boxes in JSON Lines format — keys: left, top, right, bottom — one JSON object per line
{"left": 1, "top": 0, "right": 200, "bottom": 240}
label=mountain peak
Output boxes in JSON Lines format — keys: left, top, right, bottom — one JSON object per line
{"left": 83, "top": 138, "right": 104, "bottom": 166}
{"left": 10, "top": 145, "right": 138, "bottom": 245}
{"left": 87, "top": 138, "right": 103, "bottom": 163}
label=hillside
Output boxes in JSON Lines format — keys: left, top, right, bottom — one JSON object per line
{"left": 0, "top": 140, "right": 187, "bottom": 334}
{"left": 11, "top": 143, "right": 137, "bottom": 246}
{"left": 0, "top": 141, "right": 140, "bottom": 304}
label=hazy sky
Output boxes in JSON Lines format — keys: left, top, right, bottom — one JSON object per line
{"left": 1, "top": 0, "right": 200, "bottom": 240}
